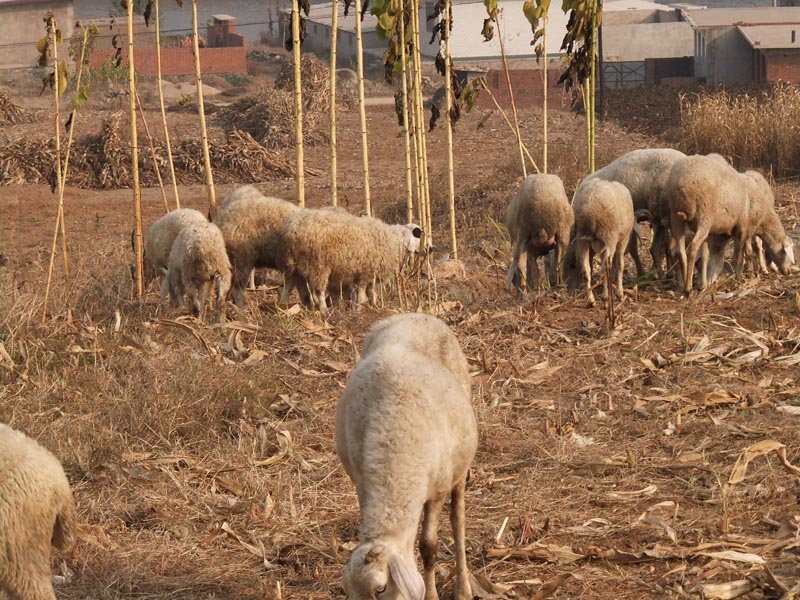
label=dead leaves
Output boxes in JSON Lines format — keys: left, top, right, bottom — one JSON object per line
{"left": 727, "top": 439, "right": 800, "bottom": 485}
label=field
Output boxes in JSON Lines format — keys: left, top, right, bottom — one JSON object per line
{"left": 2, "top": 52, "right": 800, "bottom": 600}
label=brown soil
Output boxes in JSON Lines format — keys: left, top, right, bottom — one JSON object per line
{"left": 1, "top": 56, "right": 800, "bottom": 600}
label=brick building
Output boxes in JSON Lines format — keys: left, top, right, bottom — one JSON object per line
{"left": 739, "top": 24, "right": 800, "bottom": 83}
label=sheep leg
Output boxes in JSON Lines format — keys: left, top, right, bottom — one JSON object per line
{"left": 685, "top": 221, "right": 709, "bottom": 295}
{"left": 420, "top": 496, "right": 446, "bottom": 600}
{"left": 732, "top": 232, "right": 747, "bottom": 276}
{"left": 513, "top": 242, "right": 529, "bottom": 292}
{"left": 614, "top": 238, "right": 626, "bottom": 300}
{"left": 626, "top": 233, "right": 645, "bottom": 278}
{"left": 577, "top": 238, "right": 594, "bottom": 306}
{"left": 530, "top": 254, "right": 541, "bottom": 290}
{"left": 670, "top": 212, "right": 690, "bottom": 292}
{"left": 229, "top": 265, "right": 250, "bottom": 309}
{"left": 450, "top": 476, "right": 472, "bottom": 600}
{"left": 650, "top": 221, "right": 666, "bottom": 275}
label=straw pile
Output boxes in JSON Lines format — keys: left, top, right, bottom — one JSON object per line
{"left": 217, "top": 54, "right": 351, "bottom": 150}
{"left": 0, "top": 115, "right": 303, "bottom": 189}
{"left": 0, "top": 91, "right": 33, "bottom": 125}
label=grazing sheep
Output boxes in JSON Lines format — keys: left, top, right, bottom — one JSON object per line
{"left": 336, "top": 313, "right": 477, "bottom": 600}
{"left": 572, "top": 178, "right": 635, "bottom": 305}
{"left": 667, "top": 155, "right": 753, "bottom": 294}
{"left": 0, "top": 423, "right": 77, "bottom": 600}
{"left": 586, "top": 148, "right": 686, "bottom": 274}
{"left": 742, "top": 170, "right": 795, "bottom": 275}
{"left": 214, "top": 190, "right": 301, "bottom": 308}
{"left": 161, "top": 221, "right": 232, "bottom": 321}
{"left": 505, "top": 173, "right": 574, "bottom": 291}
{"left": 280, "top": 210, "right": 423, "bottom": 315}
{"left": 144, "top": 208, "right": 208, "bottom": 280}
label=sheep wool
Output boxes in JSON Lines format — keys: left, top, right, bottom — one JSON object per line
{"left": 144, "top": 208, "right": 208, "bottom": 278}
{"left": 214, "top": 189, "right": 301, "bottom": 307}
{"left": 162, "top": 221, "right": 232, "bottom": 321}
{"left": 336, "top": 313, "right": 477, "bottom": 600}
{"left": 0, "top": 423, "right": 77, "bottom": 600}
{"left": 572, "top": 178, "right": 635, "bottom": 305}
{"left": 505, "top": 173, "right": 574, "bottom": 291}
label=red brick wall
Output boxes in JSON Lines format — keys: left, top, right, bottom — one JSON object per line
{"left": 475, "top": 69, "right": 574, "bottom": 112}
{"left": 89, "top": 46, "right": 247, "bottom": 76}
{"left": 764, "top": 51, "right": 800, "bottom": 83}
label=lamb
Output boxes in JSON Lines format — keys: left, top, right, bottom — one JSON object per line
{"left": 336, "top": 313, "right": 477, "bottom": 600}
{"left": 279, "top": 210, "right": 422, "bottom": 315}
{"left": 667, "top": 154, "right": 754, "bottom": 294}
{"left": 213, "top": 189, "right": 301, "bottom": 308}
{"left": 161, "top": 221, "right": 232, "bottom": 321}
{"left": 0, "top": 423, "right": 77, "bottom": 600}
{"left": 505, "top": 173, "right": 574, "bottom": 291}
{"left": 144, "top": 208, "right": 208, "bottom": 280}
{"left": 585, "top": 148, "right": 686, "bottom": 274}
{"left": 571, "top": 178, "right": 635, "bottom": 305}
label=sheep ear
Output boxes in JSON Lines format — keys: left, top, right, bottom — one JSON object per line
{"left": 388, "top": 553, "right": 425, "bottom": 600}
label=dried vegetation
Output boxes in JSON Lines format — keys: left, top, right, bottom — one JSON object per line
{"left": 2, "top": 85, "right": 800, "bottom": 600}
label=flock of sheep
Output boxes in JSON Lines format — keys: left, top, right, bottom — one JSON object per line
{"left": 145, "top": 185, "right": 425, "bottom": 321}
{"left": 2, "top": 146, "right": 797, "bottom": 600}
{"left": 507, "top": 148, "right": 796, "bottom": 304}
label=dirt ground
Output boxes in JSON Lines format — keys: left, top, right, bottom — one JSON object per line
{"left": 2, "top": 51, "right": 800, "bottom": 600}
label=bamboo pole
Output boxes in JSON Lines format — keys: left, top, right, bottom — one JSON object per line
{"left": 135, "top": 87, "right": 169, "bottom": 214}
{"left": 329, "top": 0, "right": 339, "bottom": 206}
{"left": 130, "top": 2, "right": 145, "bottom": 299}
{"left": 291, "top": 0, "right": 305, "bottom": 207}
{"left": 399, "top": 0, "right": 414, "bottom": 223}
{"left": 496, "top": 12, "right": 526, "bottom": 178}
{"left": 355, "top": 0, "right": 372, "bottom": 216}
{"left": 41, "top": 15, "right": 67, "bottom": 323}
{"left": 408, "top": 64, "right": 425, "bottom": 232}
{"left": 191, "top": 0, "right": 217, "bottom": 217}
{"left": 155, "top": 0, "right": 180, "bottom": 209}
{"left": 589, "top": 0, "right": 597, "bottom": 172}
{"left": 542, "top": 24, "right": 548, "bottom": 173}
{"left": 410, "top": 0, "right": 431, "bottom": 238}
{"left": 443, "top": 0, "right": 457, "bottom": 260}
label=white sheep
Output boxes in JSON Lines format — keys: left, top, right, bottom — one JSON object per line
{"left": 572, "top": 178, "right": 635, "bottom": 305}
{"left": 279, "top": 210, "right": 422, "bottom": 315}
{"left": 144, "top": 208, "right": 208, "bottom": 280}
{"left": 505, "top": 173, "right": 574, "bottom": 291}
{"left": 213, "top": 189, "right": 301, "bottom": 308}
{"left": 336, "top": 313, "right": 477, "bottom": 600}
{"left": 742, "top": 170, "right": 795, "bottom": 275}
{"left": 586, "top": 148, "right": 686, "bottom": 274}
{"left": 0, "top": 423, "right": 77, "bottom": 600}
{"left": 161, "top": 221, "right": 232, "bottom": 321}
{"left": 667, "top": 154, "right": 753, "bottom": 294}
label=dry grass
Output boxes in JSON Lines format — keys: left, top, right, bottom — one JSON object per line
{"left": 680, "top": 83, "right": 800, "bottom": 177}
{"left": 2, "top": 96, "right": 800, "bottom": 600}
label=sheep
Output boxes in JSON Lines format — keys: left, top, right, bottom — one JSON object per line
{"left": 742, "top": 170, "right": 795, "bottom": 276}
{"left": 144, "top": 208, "right": 208, "bottom": 280}
{"left": 0, "top": 423, "right": 77, "bottom": 600}
{"left": 279, "top": 210, "right": 423, "bottom": 315}
{"left": 667, "top": 154, "right": 754, "bottom": 294}
{"left": 213, "top": 190, "right": 301, "bottom": 308}
{"left": 571, "top": 178, "right": 635, "bottom": 305}
{"left": 585, "top": 148, "right": 686, "bottom": 274}
{"left": 505, "top": 173, "right": 574, "bottom": 291}
{"left": 336, "top": 313, "right": 477, "bottom": 600}
{"left": 161, "top": 221, "right": 232, "bottom": 321}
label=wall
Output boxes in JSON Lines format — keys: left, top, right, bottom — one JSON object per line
{"left": 764, "top": 49, "right": 800, "bottom": 81}
{"left": 602, "top": 21, "right": 693, "bottom": 62}
{"left": 89, "top": 46, "right": 247, "bottom": 76}
{"left": 475, "top": 68, "right": 573, "bottom": 111}
{"left": 703, "top": 26, "right": 753, "bottom": 84}
{"left": 0, "top": 0, "right": 73, "bottom": 69}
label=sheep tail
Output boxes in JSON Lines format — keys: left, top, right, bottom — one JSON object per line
{"left": 53, "top": 494, "right": 78, "bottom": 553}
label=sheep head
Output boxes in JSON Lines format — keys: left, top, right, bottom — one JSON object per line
{"left": 343, "top": 541, "right": 425, "bottom": 600}
{"left": 400, "top": 224, "right": 429, "bottom": 255}
{"left": 764, "top": 236, "right": 795, "bottom": 275}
